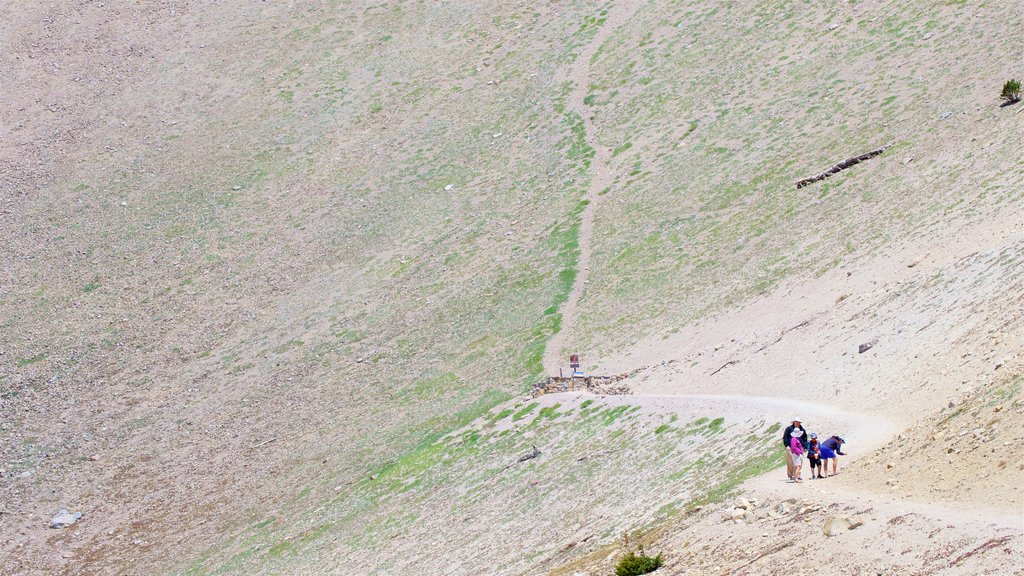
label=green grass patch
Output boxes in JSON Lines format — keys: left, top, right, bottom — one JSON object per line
{"left": 513, "top": 402, "right": 539, "bottom": 421}
{"left": 16, "top": 354, "right": 47, "bottom": 368}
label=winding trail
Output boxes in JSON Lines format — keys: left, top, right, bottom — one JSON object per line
{"left": 531, "top": 4, "right": 1024, "bottom": 564}
{"left": 539, "top": 391, "right": 1024, "bottom": 529}
{"left": 542, "top": 1, "right": 644, "bottom": 376}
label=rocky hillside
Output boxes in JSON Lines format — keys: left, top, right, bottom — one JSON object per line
{"left": 2, "top": 1, "right": 1022, "bottom": 575}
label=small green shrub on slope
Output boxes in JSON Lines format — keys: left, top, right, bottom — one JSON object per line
{"left": 1001, "top": 79, "right": 1021, "bottom": 103}
{"left": 614, "top": 547, "right": 663, "bottom": 576}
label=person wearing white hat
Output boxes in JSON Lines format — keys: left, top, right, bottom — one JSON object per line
{"left": 781, "top": 417, "right": 808, "bottom": 480}
{"left": 789, "top": 430, "right": 806, "bottom": 482}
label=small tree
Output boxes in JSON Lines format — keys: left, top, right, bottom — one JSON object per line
{"left": 1001, "top": 79, "right": 1021, "bottom": 103}
{"left": 614, "top": 534, "right": 663, "bottom": 576}
{"left": 614, "top": 548, "right": 663, "bottom": 576}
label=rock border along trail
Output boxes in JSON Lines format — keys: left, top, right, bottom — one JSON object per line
{"left": 543, "top": 1, "right": 644, "bottom": 375}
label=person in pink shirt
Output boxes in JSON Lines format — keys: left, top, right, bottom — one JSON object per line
{"left": 789, "top": 430, "right": 805, "bottom": 483}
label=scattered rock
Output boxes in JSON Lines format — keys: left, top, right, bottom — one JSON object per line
{"left": 922, "top": 32, "right": 934, "bottom": 41}
{"left": 49, "top": 509, "right": 83, "bottom": 529}
{"left": 823, "top": 515, "right": 847, "bottom": 536}
{"left": 727, "top": 507, "right": 747, "bottom": 521}
{"left": 823, "top": 514, "right": 863, "bottom": 536}
{"left": 444, "top": 184, "right": 454, "bottom": 191}
{"left": 886, "top": 462, "right": 895, "bottom": 469}
{"left": 735, "top": 497, "right": 752, "bottom": 510}
{"left": 828, "top": 23, "right": 839, "bottom": 31}
{"left": 858, "top": 339, "right": 878, "bottom": 354}
{"left": 516, "top": 444, "right": 540, "bottom": 463}
{"left": 939, "top": 111, "right": 952, "bottom": 120}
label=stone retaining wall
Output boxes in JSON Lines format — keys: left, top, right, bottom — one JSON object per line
{"left": 530, "top": 374, "right": 630, "bottom": 397}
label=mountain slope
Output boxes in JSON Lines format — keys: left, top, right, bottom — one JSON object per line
{"left": 2, "top": 1, "right": 1022, "bottom": 575}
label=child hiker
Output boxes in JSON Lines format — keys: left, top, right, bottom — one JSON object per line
{"left": 807, "top": 433, "right": 823, "bottom": 479}
{"left": 789, "top": 429, "right": 805, "bottom": 483}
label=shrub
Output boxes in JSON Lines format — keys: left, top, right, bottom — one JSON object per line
{"left": 1001, "top": 79, "right": 1021, "bottom": 103}
{"left": 614, "top": 547, "right": 663, "bottom": 576}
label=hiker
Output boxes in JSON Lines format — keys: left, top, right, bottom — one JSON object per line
{"left": 789, "top": 429, "right": 805, "bottom": 482}
{"left": 819, "top": 435, "right": 846, "bottom": 477}
{"left": 782, "top": 417, "right": 808, "bottom": 480}
{"left": 807, "top": 433, "right": 823, "bottom": 479}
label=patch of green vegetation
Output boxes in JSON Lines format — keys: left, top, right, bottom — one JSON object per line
{"left": 560, "top": 112, "right": 596, "bottom": 169}
{"left": 598, "top": 405, "right": 630, "bottom": 426}
{"left": 334, "top": 329, "right": 364, "bottom": 343}
{"left": 513, "top": 402, "right": 538, "bottom": 421}
{"left": 16, "top": 354, "right": 47, "bottom": 368}
{"left": 83, "top": 276, "right": 101, "bottom": 292}
{"left": 532, "top": 403, "right": 563, "bottom": 424}
{"left": 395, "top": 372, "right": 460, "bottom": 403}
{"left": 687, "top": 444, "right": 784, "bottom": 508}
{"left": 615, "top": 548, "right": 663, "bottom": 576}
{"left": 612, "top": 142, "right": 633, "bottom": 157}
{"left": 273, "top": 339, "right": 305, "bottom": 354}
{"left": 705, "top": 417, "right": 725, "bottom": 434}
{"left": 255, "top": 517, "right": 276, "bottom": 529}
{"left": 487, "top": 408, "right": 514, "bottom": 425}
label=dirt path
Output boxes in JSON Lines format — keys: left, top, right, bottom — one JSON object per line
{"left": 540, "top": 391, "right": 1024, "bottom": 529}
{"left": 542, "top": 1, "right": 643, "bottom": 376}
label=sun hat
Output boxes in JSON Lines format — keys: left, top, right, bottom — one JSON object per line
{"left": 810, "top": 433, "right": 818, "bottom": 439}
{"left": 792, "top": 416, "right": 802, "bottom": 422}
{"left": 837, "top": 436, "right": 846, "bottom": 442}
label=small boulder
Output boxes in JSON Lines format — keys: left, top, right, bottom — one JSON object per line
{"left": 823, "top": 514, "right": 864, "bottom": 536}
{"left": 823, "top": 515, "right": 850, "bottom": 536}
{"left": 735, "top": 497, "right": 752, "bottom": 510}
{"left": 49, "top": 509, "right": 83, "bottom": 529}
{"left": 858, "top": 339, "right": 878, "bottom": 354}
{"left": 727, "top": 507, "right": 747, "bottom": 521}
